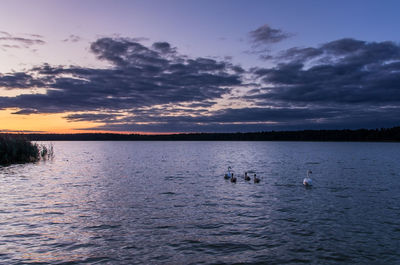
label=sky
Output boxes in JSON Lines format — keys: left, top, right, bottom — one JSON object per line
{"left": 1, "top": 0, "right": 400, "bottom": 133}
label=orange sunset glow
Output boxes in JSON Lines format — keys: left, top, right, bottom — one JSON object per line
{"left": 0, "top": 109, "right": 101, "bottom": 133}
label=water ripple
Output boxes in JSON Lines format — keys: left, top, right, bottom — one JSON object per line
{"left": 1, "top": 141, "right": 400, "bottom": 264}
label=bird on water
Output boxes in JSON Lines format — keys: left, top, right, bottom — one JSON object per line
{"left": 253, "top": 173, "right": 260, "bottom": 183}
{"left": 303, "top": 170, "right": 313, "bottom": 186}
{"left": 224, "top": 166, "right": 232, "bottom": 179}
{"left": 230, "top": 173, "right": 237, "bottom": 183}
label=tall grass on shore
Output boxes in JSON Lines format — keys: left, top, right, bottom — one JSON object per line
{"left": 0, "top": 134, "right": 54, "bottom": 166}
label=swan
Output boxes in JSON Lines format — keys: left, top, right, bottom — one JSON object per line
{"left": 303, "top": 170, "right": 313, "bottom": 186}
{"left": 230, "top": 173, "right": 237, "bottom": 183}
{"left": 244, "top": 172, "right": 250, "bottom": 181}
{"left": 253, "top": 173, "right": 260, "bottom": 183}
{"left": 224, "top": 166, "right": 232, "bottom": 179}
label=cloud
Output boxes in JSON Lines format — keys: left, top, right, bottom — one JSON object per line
{"left": 1, "top": 35, "right": 400, "bottom": 132}
{"left": 249, "top": 24, "right": 291, "bottom": 46}
{"left": 250, "top": 38, "right": 400, "bottom": 105}
{"left": 11, "top": 108, "right": 38, "bottom": 115}
{"left": 61, "top": 104, "right": 357, "bottom": 129}
{"left": 0, "top": 37, "right": 45, "bottom": 47}
{"left": 0, "top": 37, "right": 242, "bottom": 114}
{"left": 0, "top": 31, "right": 45, "bottom": 49}
{"left": 69, "top": 105, "right": 400, "bottom": 133}
{"left": 63, "top": 34, "right": 82, "bottom": 43}
{"left": 28, "top": 34, "right": 44, "bottom": 38}
{"left": 237, "top": 38, "right": 400, "bottom": 131}
{"left": 0, "top": 31, "right": 11, "bottom": 37}
{"left": 0, "top": 72, "right": 45, "bottom": 89}
{"left": 152, "top": 42, "right": 175, "bottom": 53}
{"left": 0, "top": 129, "right": 44, "bottom": 133}
{"left": 65, "top": 112, "right": 122, "bottom": 122}
{"left": 246, "top": 24, "right": 292, "bottom": 59}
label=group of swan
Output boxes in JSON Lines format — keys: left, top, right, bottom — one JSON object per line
{"left": 225, "top": 167, "right": 313, "bottom": 186}
{"left": 224, "top": 167, "right": 260, "bottom": 183}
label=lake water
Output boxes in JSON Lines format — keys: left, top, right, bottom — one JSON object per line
{"left": 0, "top": 141, "right": 399, "bottom": 264}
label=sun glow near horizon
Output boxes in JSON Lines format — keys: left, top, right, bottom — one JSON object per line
{"left": 0, "top": 109, "right": 103, "bottom": 133}
{"left": 0, "top": 109, "right": 182, "bottom": 134}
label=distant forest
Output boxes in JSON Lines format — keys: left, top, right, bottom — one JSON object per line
{"left": 8, "top": 126, "right": 400, "bottom": 142}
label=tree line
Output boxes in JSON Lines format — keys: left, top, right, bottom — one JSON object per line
{"left": 9, "top": 126, "right": 400, "bottom": 142}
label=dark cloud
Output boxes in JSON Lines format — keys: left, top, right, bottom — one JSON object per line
{"left": 275, "top": 38, "right": 400, "bottom": 65}
{"left": 11, "top": 108, "right": 39, "bottom": 115}
{"left": 272, "top": 47, "right": 323, "bottom": 63}
{"left": 321, "top": 38, "right": 366, "bottom": 55}
{"left": 152, "top": 42, "right": 174, "bottom": 53}
{"left": 250, "top": 39, "right": 400, "bottom": 106}
{"left": 239, "top": 38, "right": 400, "bottom": 131}
{"left": 0, "top": 37, "right": 242, "bottom": 114}
{"left": 1, "top": 35, "right": 400, "bottom": 132}
{"left": 65, "top": 113, "right": 122, "bottom": 122}
{"left": 0, "top": 72, "right": 45, "bottom": 89}
{"left": 63, "top": 34, "right": 82, "bottom": 43}
{"left": 63, "top": 106, "right": 344, "bottom": 131}
{"left": 70, "top": 105, "right": 400, "bottom": 133}
{"left": 249, "top": 24, "right": 291, "bottom": 45}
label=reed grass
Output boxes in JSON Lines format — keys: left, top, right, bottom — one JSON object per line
{"left": 0, "top": 134, "right": 53, "bottom": 166}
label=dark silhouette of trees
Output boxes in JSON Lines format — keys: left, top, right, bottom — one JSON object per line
{"left": 10, "top": 126, "right": 400, "bottom": 142}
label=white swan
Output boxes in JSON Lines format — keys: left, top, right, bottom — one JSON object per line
{"left": 303, "top": 170, "right": 313, "bottom": 186}
{"left": 224, "top": 166, "right": 232, "bottom": 179}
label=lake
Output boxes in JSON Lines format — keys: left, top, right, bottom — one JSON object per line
{"left": 0, "top": 141, "right": 399, "bottom": 264}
